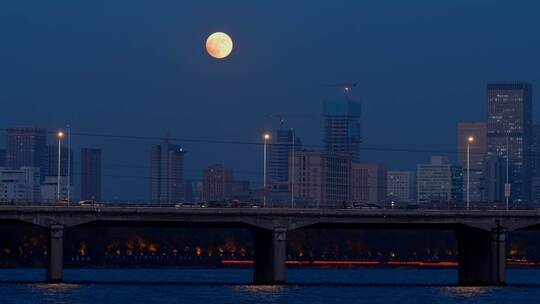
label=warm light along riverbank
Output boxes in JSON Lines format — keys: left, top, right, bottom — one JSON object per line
{"left": 221, "top": 259, "right": 538, "bottom": 267}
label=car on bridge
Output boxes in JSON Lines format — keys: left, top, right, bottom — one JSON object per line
{"left": 78, "top": 200, "right": 104, "bottom": 207}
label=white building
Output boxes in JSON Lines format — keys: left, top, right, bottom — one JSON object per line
{"left": 0, "top": 167, "right": 40, "bottom": 203}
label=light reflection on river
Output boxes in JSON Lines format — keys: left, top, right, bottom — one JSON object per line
{"left": 0, "top": 268, "right": 539, "bottom": 304}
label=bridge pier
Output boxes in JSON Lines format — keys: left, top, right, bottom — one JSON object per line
{"left": 46, "top": 225, "right": 64, "bottom": 283}
{"left": 456, "top": 226, "right": 506, "bottom": 286}
{"left": 252, "top": 227, "right": 287, "bottom": 285}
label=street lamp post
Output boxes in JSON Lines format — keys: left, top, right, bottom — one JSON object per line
{"left": 291, "top": 128, "right": 295, "bottom": 209}
{"left": 466, "top": 136, "right": 474, "bottom": 210}
{"left": 56, "top": 131, "right": 64, "bottom": 201}
{"left": 67, "top": 125, "right": 71, "bottom": 207}
{"left": 263, "top": 133, "right": 270, "bottom": 208}
{"left": 505, "top": 132, "right": 510, "bottom": 211}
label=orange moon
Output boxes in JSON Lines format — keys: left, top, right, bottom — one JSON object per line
{"left": 206, "top": 32, "right": 233, "bottom": 59}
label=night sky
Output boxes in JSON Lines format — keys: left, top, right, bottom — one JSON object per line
{"left": 1, "top": 0, "right": 539, "bottom": 200}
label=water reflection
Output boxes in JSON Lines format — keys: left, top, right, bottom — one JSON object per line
{"left": 234, "top": 284, "right": 292, "bottom": 301}
{"left": 440, "top": 286, "right": 493, "bottom": 297}
{"left": 32, "top": 283, "right": 80, "bottom": 295}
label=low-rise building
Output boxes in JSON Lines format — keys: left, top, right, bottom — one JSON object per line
{"left": 351, "top": 164, "right": 387, "bottom": 204}
{"left": 0, "top": 166, "right": 40, "bottom": 203}
{"left": 416, "top": 156, "right": 463, "bottom": 206}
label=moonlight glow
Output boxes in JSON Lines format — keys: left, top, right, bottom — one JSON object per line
{"left": 206, "top": 32, "right": 233, "bottom": 59}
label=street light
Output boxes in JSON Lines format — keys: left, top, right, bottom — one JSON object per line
{"left": 291, "top": 128, "right": 295, "bottom": 209}
{"left": 56, "top": 131, "right": 64, "bottom": 201}
{"left": 466, "top": 136, "right": 474, "bottom": 210}
{"left": 505, "top": 131, "right": 510, "bottom": 211}
{"left": 263, "top": 133, "right": 270, "bottom": 208}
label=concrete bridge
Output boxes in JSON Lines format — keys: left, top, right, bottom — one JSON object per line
{"left": 2, "top": 206, "right": 540, "bottom": 285}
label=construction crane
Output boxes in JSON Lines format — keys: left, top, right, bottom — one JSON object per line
{"left": 324, "top": 82, "right": 358, "bottom": 99}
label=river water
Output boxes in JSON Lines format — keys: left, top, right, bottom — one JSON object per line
{"left": 1, "top": 268, "right": 539, "bottom": 303}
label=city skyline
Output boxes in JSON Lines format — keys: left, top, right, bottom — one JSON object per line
{"left": 0, "top": 79, "right": 537, "bottom": 203}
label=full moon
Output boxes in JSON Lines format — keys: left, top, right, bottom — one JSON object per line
{"left": 206, "top": 32, "right": 233, "bottom": 59}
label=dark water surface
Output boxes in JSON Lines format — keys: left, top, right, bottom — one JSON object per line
{"left": 1, "top": 268, "right": 539, "bottom": 303}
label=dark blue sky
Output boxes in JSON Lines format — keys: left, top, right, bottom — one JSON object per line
{"left": 1, "top": 0, "right": 539, "bottom": 200}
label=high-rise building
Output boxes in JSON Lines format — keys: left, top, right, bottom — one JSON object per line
{"left": 44, "top": 145, "right": 74, "bottom": 179}
{"left": 416, "top": 156, "right": 463, "bottom": 206}
{"left": 483, "top": 155, "right": 505, "bottom": 203}
{"left": 323, "top": 99, "right": 361, "bottom": 163}
{"left": 268, "top": 128, "right": 301, "bottom": 195}
{"left": 81, "top": 148, "right": 102, "bottom": 201}
{"left": 350, "top": 163, "right": 387, "bottom": 204}
{"left": 486, "top": 82, "right": 532, "bottom": 204}
{"left": 202, "top": 164, "right": 233, "bottom": 201}
{"left": 289, "top": 150, "right": 351, "bottom": 208}
{"left": 0, "top": 149, "right": 6, "bottom": 167}
{"left": 0, "top": 166, "right": 40, "bottom": 203}
{"left": 387, "top": 171, "right": 415, "bottom": 203}
{"left": 457, "top": 122, "right": 487, "bottom": 202}
{"left": 5, "top": 127, "right": 47, "bottom": 170}
{"left": 532, "top": 125, "right": 540, "bottom": 204}
{"left": 149, "top": 139, "right": 186, "bottom": 204}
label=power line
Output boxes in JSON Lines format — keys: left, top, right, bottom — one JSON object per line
{"left": 0, "top": 127, "right": 491, "bottom": 156}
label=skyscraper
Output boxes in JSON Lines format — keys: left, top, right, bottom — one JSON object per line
{"left": 457, "top": 122, "right": 487, "bottom": 203}
{"left": 289, "top": 150, "right": 351, "bottom": 208}
{"left": 5, "top": 126, "right": 47, "bottom": 170}
{"left": 150, "top": 139, "right": 186, "bottom": 204}
{"left": 268, "top": 128, "right": 301, "bottom": 197}
{"left": 486, "top": 82, "right": 532, "bottom": 204}
{"left": 81, "top": 148, "right": 102, "bottom": 201}
{"left": 323, "top": 99, "right": 361, "bottom": 163}
{"left": 202, "top": 164, "right": 233, "bottom": 201}
{"left": 350, "top": 163, "right": 387, "bottom": 204}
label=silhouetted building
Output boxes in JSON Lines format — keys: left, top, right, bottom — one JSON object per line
{"left": 457, "top": 122, "right": 487, "bottom": 202}
{"left": 268, "top": 128, "right": 301, "bottom": 197}
{"left": 202, "top": 164, "right": 233, "bottom": 201}
{"left": 150, "top": 139, "right": 186, "bottom": 204}
{"left": 486, "top": 82, "right": 532, "bottom": 204}
{"left": 387, "top": 171, "right": 415, "bottom": 203}
{"left": 185, "top": 180, "right": 203, "bottom": 203}
{"left": 81, "top": 148, "right": 102, "bottom": 201}
{"left": 417, "top": 156, "right": 463, "bottom": 206}
{"left": 323, "top": 99, "right": 361, "bottom": 163}
{"left": 532, "top": 125, "right": 540, "bottom": 204}
{"left": 289, "top": 150, "right": 351, "bottom": 208}
{"left": 44, "top": 145, "right": 73, "bottom": 181}
{"left": 232, "top": 180, "right": 251, "bottom": 200}
{"left": 483, "top": 155, "right": 504, "bottom": 203}
{"left": 0, "top": 149, "right": 5, "bottom": 167}
{"left": 5, "top": 127, "right": 47, "bottom": 171}
{"left": 351, "top": 163, "right": 387, "bottom": 204}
